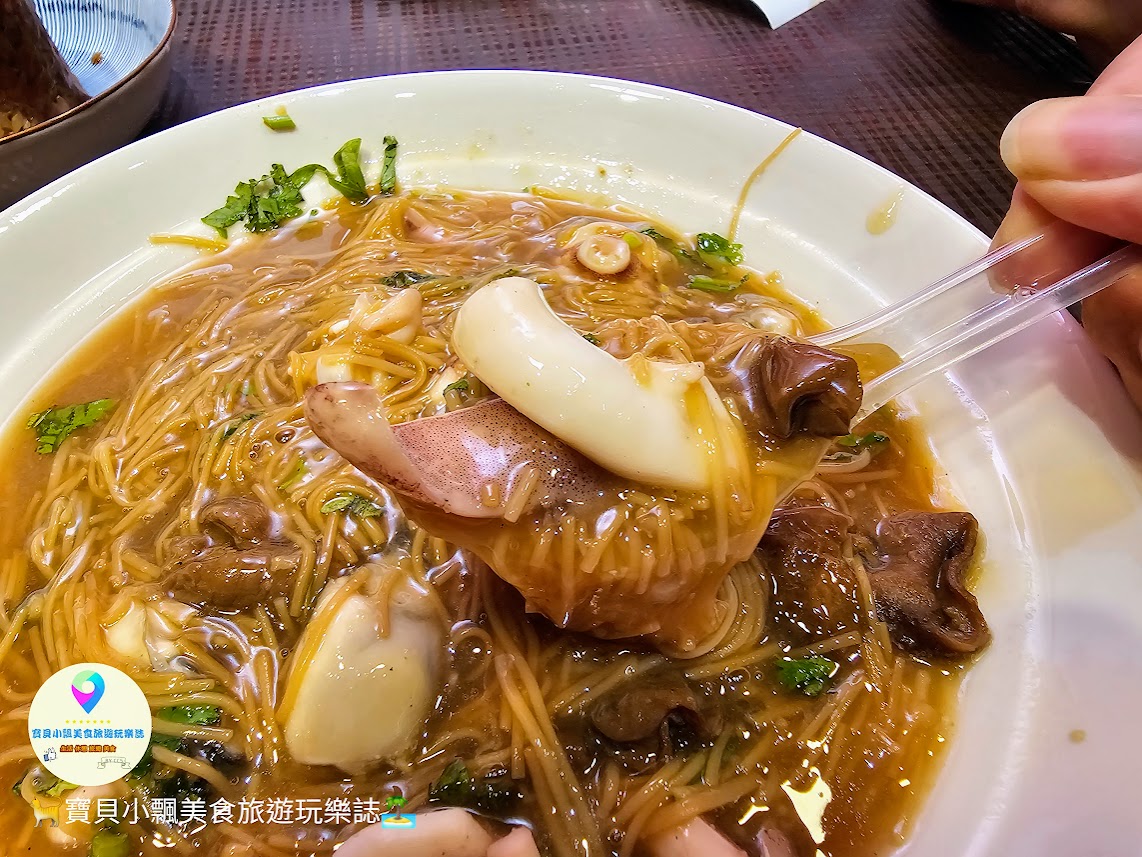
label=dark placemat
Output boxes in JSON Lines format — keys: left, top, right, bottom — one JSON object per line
{"left": 152, "top": 0, "right": 1093, "bottom": 234}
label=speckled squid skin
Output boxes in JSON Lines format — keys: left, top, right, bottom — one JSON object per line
{"left": 304, "top": 381, "right": 780, "bottom": 652}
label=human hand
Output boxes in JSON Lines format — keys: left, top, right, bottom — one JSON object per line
{"left": 996, "top": 37, "right": 1142, "bottom": 406}
{"left": 956, "top": 0, "right": 1142, "bottom": 65}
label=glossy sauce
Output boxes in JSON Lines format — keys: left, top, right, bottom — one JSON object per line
{"left": 0, "top": 191, "right": 975, "bottom": 857}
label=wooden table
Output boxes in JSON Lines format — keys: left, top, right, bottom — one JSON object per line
{"left": 150, "top": 0, "right": 1093, "bottom": 235}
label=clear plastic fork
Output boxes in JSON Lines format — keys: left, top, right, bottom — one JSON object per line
{"left": 809, "top": 230, "right": 1142, "bottom": 425}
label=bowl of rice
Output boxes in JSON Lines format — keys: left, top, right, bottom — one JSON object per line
{"left": 0, "top": 0, "right": 176, "bottom": 210}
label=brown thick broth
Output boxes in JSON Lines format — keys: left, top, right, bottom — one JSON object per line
{"left": 0, "top": 189, "right": 974, "bottom": 857}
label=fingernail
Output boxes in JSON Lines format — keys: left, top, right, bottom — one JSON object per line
{"left": 1001, "top": 95, "right": 1142, "bottom": 181}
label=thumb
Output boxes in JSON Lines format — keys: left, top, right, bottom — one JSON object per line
{"left": 1001, "top": 94, "right": 1142, "bottom": 243}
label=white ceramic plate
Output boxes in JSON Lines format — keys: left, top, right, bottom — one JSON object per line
{"left": 1, "top": 71, "right": 1140, "bottom": 856}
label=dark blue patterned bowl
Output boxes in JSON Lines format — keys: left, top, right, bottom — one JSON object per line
{"left": 0, "top": 0, "right": 176, "bottom": 209}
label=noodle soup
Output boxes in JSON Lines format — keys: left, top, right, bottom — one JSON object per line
{"left": 0, "top": 178, "right": 988, "bottom": 857}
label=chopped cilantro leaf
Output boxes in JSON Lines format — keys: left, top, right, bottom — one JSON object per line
{"left": 288, "top": 163, "right": 322, "bottom": 188}
{"left": 836, "top": 431, "right": 890, "bottom": 455}
{"left": 262, "top": 113, "right": 296, "bottom": 132}
{"left": 151, "top": 734, "right": 183, "bottom": 752}
{"left": 428, "top": 759, "right": 521, "bottom": 815}
{"left": 126, "top": 708, "right": 212, "bottom": 783}
{"left": 38, "top": 774, "right": 75, "bottom": 797}
{"left": 202, "top": 164, "right": 306, "bottom": 237}
{"left": 251, "top": 165, "right": 305, "bottom": 231}
{"left": 695, "top": 232, "right": 744, "bottom": 267}
{"left": 379, "top": 135, "right": 398, "bottom": 195}
{"left": 158, "top": 705, "right": 221, "bottom": 726}
{"left": 27, "top": 399, "right": 114, "bottom": 454}
{"left": 688, "top": 275, "right": 746, "bottom": 293}
{"left": 442, "top": 375, "right": 489, "bottom": 407}
{"left": 15, "top": 766, "right": 76, "bottom": 797}
{"left": 41, "top": 778, "right": 74, "bottom": 797}
{"left": 641, "top": 227, "right": 697, "bottom": 263}
{"left": 200, "top": 190, "right": 247, "bottom": 235}
{"left": 430, "top": 758, "right": 470, "bottom": 799}
{"left": 279, "top": 458, "right": 307, "bottom": 491}
{"left": 329, "top": 138, "right": 368, "bottom": 201}
{"left": 204, "top": 138, "right": 388, "bottom": 236}
{"left": 91, "top": 823, "right": 130, "bottom": 857}
{"left": 776, "top": 656, "right": 836, "bottom": 697}
{"left": 292, "top": 140, "right": 369, "bottom": 202}
{"left": 319, "top": 495, "right": 353, "bottom": 514}
{"left": 320, "top": 492, "right": 383, "bottom": 517}
{"left": 127, "top": 732, "right": 182, "bottom": 782}
{"left": 221, "top": 412, "right": 260, "bottom": 440}
{"left": 380, "top": 270, "right": 432, "bottom": 288}
{"left": 155, "top": 770, "right": 211, "bottom": 803}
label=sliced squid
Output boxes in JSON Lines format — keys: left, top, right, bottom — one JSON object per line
{"left": 574, "top": 228, "right": 633, "bottom": 275}
{"left": 305, "top": 381, "right": 763, "bottom": 648}
{"left": 349, "top": 287, "right": 423, "bottom": 343}
{"left": 649, "top": 819, "right": 749, "bottom": 857}
{"left": 452, "top": 277, "right": 735, "bottom": 491}
{"left": 488, "top": 827, "right": 543, "bottom": 857}
{"left": 103, "top": 597, "right": 196, "bottom": 672}
{"left": 335, "top": 809, "right": 493, "bottom": 857}
{"left": 281, "top": 565, "right": 443, "bottom": 772}
{"left": 103, "top": 600, "right": 148, "bottom": 666}
{"left": 303, "top": 280, "right": 862, "bottom": 649}
{"left": 304, "top": 289, "right": 425, "bottom": 386}
{"left": 304, "top": 383, "right": 610, "bottom": 520}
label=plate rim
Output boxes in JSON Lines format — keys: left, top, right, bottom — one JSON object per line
{"left": 3, "top": 68, "right": 986, "bottom": 248}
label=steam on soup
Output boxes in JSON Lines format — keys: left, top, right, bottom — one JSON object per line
{"left": 0, "top": 140, "right": 989, "bottom": 857}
